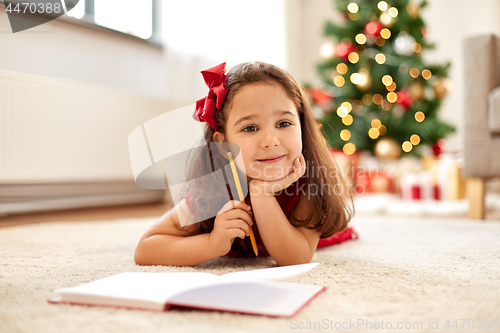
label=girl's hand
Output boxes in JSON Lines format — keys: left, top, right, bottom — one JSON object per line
{"left": 249, "top": 154, "right": 306, "bottom": 197}
{"left": 210, "top": 200, "right": 254, "bottom": 256}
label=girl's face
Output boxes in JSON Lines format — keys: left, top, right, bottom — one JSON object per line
{"left": 214, "top": 82, "right": 302, "bottom": 182}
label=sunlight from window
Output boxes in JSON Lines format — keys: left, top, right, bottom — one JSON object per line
{"left": 94, "top": 0, "right": 153, "bottom": 39}
{"left": 161, "top": 0, "right": 286, "bottom": 67}
{"left": 66, "top": 0, "right": 85, "bottom": 19}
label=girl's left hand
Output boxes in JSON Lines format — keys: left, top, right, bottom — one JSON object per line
{"left": 249, "top": 154, "right": 306, "bottom": 197}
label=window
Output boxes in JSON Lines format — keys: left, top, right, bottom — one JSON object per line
{"left": 162, "top": 0, "right": 286, "bottom": 67}
{"left": 66, "top": 0, "right": 158, "bottom": 42}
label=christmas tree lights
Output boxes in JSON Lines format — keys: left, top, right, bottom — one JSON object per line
{"left": 311, "top": 0, "right": 455, "bottom": 157}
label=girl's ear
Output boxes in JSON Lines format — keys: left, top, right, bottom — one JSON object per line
{"left": 212, "top": 131, "right": 230, "bottom": 160}
{"left": 213, "top": 131, "right": 225, "bottom": 143}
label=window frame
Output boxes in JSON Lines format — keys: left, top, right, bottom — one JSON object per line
{"left": 0, "top": 0, "right": 162, "bottom": 49}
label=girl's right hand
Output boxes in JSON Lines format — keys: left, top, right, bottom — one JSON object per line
{"left": 210, "top": 200, "right": 254, "bottom": 256}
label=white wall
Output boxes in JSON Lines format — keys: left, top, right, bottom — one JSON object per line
{"left": 160, "top": 0, "right": 287, "bottom": 105}
{"left": 0, "top": 7, "right": 170, "bottom": 187}
{"left": 285, "top": 0, "right": 340, "bottom": 86}
{"left": 288, "top": 0, "right": 500, "bottom": 153}
{"left": 422, "top": 0, "right": 500, "bottom": 151}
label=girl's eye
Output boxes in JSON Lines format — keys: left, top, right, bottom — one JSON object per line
{"left": 242, "top": 125, "right": 258, "bottom": 133}
{"left": 277, "top": 121, "right": 291, "bottom": 128}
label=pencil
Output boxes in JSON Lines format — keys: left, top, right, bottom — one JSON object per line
{"left": 227, "top": 152, "right": 258, "bottom": 256}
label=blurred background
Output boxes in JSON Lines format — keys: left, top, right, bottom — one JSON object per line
{"left": 1, "top": 0, "right": 500, "bottom": 220}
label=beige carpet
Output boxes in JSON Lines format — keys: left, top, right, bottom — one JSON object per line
{"left": 1, "top": 215, "right": 499, "bottom": 333}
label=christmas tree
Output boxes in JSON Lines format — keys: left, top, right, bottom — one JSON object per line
{"left": 311, "top": 0, "right": 455, "bottom": 158}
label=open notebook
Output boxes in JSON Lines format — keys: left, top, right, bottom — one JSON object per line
{"left": 48, "top": 262, "right": 325, "bottom": 318}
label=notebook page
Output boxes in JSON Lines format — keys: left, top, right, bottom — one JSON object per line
{"left": 54, "top": 272, "right": 218, "bottom": 310}
{"left": 215, "top": 262, "right": 319, "bottom": 283}
{"left": 168, "top": 280, "right": 325, "bottom": 317}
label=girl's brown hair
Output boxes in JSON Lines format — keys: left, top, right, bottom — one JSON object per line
{"left": 186, "top": 61, "right": 353, "bottom": 240}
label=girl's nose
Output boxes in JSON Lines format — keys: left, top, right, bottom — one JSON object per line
{"left": 261, "top": 129, "right": 280, "bottom": 148}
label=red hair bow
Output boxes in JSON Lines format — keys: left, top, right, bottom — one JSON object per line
{"left": 193, "top": 62, "right": 228, "bottom": 130}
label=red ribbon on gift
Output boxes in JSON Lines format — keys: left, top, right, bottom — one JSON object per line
{"left": 193, "top": 62, "right": 228, "bottom": 130}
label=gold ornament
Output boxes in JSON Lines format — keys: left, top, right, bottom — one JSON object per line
{"left": 410, "top": 81, "right": 425, "bottom": 101}
{"left": 374, "top": 138, "right": 401, "bottom": 160}
{"left": 433, "top": 78, "right": 451, "bottom": 99}
{"left": 407, "top": 4, "right": 420, "bottom": 18}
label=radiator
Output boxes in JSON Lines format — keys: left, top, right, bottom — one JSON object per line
{"left": 0, "top": 69, "right": 181, "bottom": 216}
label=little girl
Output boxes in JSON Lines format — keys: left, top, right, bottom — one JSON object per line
{"left": 134, "top": 62, "right": 356, "bottom": 267}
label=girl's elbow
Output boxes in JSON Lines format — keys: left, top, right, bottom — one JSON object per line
{"left": 134, "top": 247, "right": 145, "bottom": 265}
{"left": 134, "top": 242, "right": 151, "bottom": 266}
{"left": 276, "top": 253, "right": 314, "bottom": 266}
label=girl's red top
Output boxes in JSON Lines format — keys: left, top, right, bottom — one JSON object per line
{"left": 185, "top": 177, "right": 358, "bottom": 258}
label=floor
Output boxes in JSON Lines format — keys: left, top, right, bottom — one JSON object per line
{"left": 1, "top": 209, "right": 499, "bottom": 333}
{"left": 1, "top": 200, "right": 499, "bottom": 229}
{"left": 0, "top": 202, "right": 173, "bottom": 228}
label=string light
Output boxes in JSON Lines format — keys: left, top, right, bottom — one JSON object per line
{"left": 410, "top": 134, "right": 420, "bottom": 145}
{"left": 409, "top": 68, "right": 420, "bottom": 78}
{"left": 341, "top": 101, "right": 353, "bottom": 112}
{"left": 386, "top": 82, "right": 396, "bottom": 91}
{"left": 337, "top": 106, "right": 349, "bottom": 118}
{"left": 347, "top": 2, "right": 359, "bottom": 13}
{"left": 422, "top": 69, "right": 432, "bottom": 80}
{"left": 415, "top": 111, "right": 425, "bottom": 122}
{"left": 343, "top": 142, "right": 356, "bottom": 155}
{"left": 320, "top": 41, "right": 336, "bottom": 58}
{"left": 412, "top": 43, "right": 422, "bottom": 53}
{"left": 380, "top": 13, "right": 392, "bottom": 26}
{"left": 402, "top": 141, "right": 413, "bottom": 152}
{"left": 379, "top": 125, "right": 387, "bottom": 135}
{"left": 380, "top": 28, "right": 391, "bottom": 39}
{"left": 355, "top": 33, "right": 367, "bottom": 44}
{"left": 333, "top": 75, "right": 345, "bottom": 87}
{"left": 381, "top": 100, "right": 392, "bottom": 110}
{"left": 375, "top": 53, "right": 386, "bottom": 64}
{"left": 336, "top": 63, "right": 348, "bottom": 74}
{"left": 350, "top": 73, "right": 362, "bottom": 84}
{"left": 371, "top": 119, "right": 382, "bottom": 129}
{"left": 373, "top": 94, "right": 383, "bottom": 105}
{"left": 368, "top": 128, "right": 380, "bottom": 139}
{"left": 342, "top": 114, "right": 353, "bottom": 125}
{"left": 375, "top": 37, "right": 385, "bottom": 46}
{"left": 348, "top": 52, "right": 359, "bottom": 63}
{"left": 353, "top": 100, "right": 363, "bottom": 109}
{"left": 349, "top": 13, "right": 359, "bottom": 21}
{"left": 387, "top": 92, "right": 397, "bottom": 103}
{"left": 377, "top": 1, "right": 388, "bottom": 11}
{"left": 382, "top": 75, "right": 393, "bottom": 86}
{"left": 362, "top": 94, "right": 373, "bottom": 105}
{"left": 388, "top": 7, "right": 398, "bottom": 17}
{"left": 340, "top": 129, "right": 351, "bottom": 141}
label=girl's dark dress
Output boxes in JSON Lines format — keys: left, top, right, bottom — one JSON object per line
{"left": 185, "top": 177, "right": 358, "bottom": 258}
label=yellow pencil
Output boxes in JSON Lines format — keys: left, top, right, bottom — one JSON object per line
{"left": 227, "top": 152, "right": 258, "bottom": 256}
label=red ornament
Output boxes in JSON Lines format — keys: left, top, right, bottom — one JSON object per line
{"left": 306, "top": 88, "right": 334, "bottom": 105}
{"left": 396, "top": 89, "right": 414, "bottom": 110}
{"left": 365, "top": 21, "right": 384, "bottom": 36}
{"left": 432, "top": 139, "right": 446, "bottom": 156}
{"left": 336, "top": 42, "right": 357, "bottom": 60}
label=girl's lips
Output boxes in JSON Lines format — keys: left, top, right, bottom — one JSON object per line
{"left": 257, "top": 155, "right": 285, "bottom": 163}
